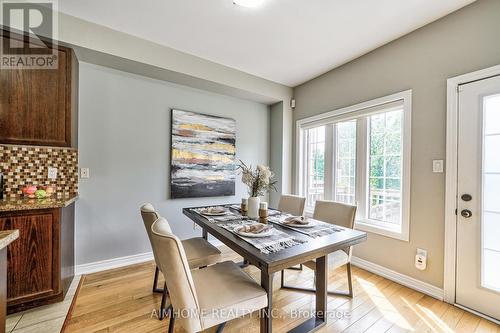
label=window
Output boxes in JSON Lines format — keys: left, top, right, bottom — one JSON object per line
{"left": 303, "top": 126, "right": 325, "bottom": 210}
{"left": 368, "top": 111, "right": 403, "bottom": 224}
{"left": 296, "top": 91, "right": 411, "bottom": 241}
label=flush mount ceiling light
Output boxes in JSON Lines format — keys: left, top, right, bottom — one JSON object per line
{"left": 233, "top": 0, "right": 265, "bottom": 8}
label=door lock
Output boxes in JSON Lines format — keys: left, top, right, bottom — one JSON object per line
{"left": 461, "top": 209, "right": 472, "bottom": 218}
{"left": 461, "top": 194, "right": 472, "bottom": 202}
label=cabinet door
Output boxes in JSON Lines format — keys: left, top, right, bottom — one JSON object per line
{"left": 0, "top": 33, "right": 71, "bottom": 146}
{"left": 0, "top": 212, "right": 58, "bottom": 303}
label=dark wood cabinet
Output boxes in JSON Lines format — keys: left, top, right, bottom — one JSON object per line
{"left": 0, "top": 29, "right": 78, "bottom": 147}
{"left": 0, "top": 204, "right": 74, "bottom": 313}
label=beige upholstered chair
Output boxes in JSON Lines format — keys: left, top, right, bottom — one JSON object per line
{"left": 140, "top": 203, "right": 221, "bottom": 318}
{"left": 277, "top": 194, "right": 306, "bottom": 271}
{"left": 278, "top": 194, "right": 306, "bottom": 217}
{"left": 281, "top": 200, "right": 357, "bottom": 297}
{"left": 151, "top": 217, "right": 268, "bottom": 333}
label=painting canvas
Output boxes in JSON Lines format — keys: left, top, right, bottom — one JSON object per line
{"left": 170, "top": 109, "right": 236, "bottom": 198}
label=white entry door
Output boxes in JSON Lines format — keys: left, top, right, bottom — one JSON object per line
{"left": 456, "top": 75, "right": 500, "bottom": 321}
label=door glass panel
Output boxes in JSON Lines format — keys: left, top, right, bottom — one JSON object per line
{"left": 484, "top": 212, "right": 500, "bottom": 252}
{"left": 483, "top": 174, "right": 500, "bottom": 213}
{"left": 484, "top": 94, "right": 500, "bottom": 134}
{"left": 484, "top": 135, "right": 500, "bottom": 173}
{"left": 482, "top": 93, "right": 500, "bottom": 292}
{"left": 483, "top": 250, "right": 500, "bottom": 292}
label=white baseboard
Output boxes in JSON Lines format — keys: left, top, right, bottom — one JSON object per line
{"left": 75, "top": 246, "right": 442, "bottom": 303}
{"left": 351, "top": 256, "right": 444, "bottom": 301}
{"left": 75, "top": 239, "right": 224, "bottom": 276}
{"left": 76, "top": 252, "right": 154, "bottom": 275}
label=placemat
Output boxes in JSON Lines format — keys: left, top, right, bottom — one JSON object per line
{"left": 268, "top": 214, "right": 343, "bottom": 238}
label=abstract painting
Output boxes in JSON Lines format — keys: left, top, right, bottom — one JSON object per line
{"left": 170, "top": 109, "right": 236, "bottom": 198}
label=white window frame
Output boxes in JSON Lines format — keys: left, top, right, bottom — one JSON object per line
{"left": 295, "top": 90, "right": 412, "bottom": 241}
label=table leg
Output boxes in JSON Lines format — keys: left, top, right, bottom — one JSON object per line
{"left": 315, "top": 255, "right": 328, "bottom": 321}
{"left": 260, "top": 270, "right": 274, "bottom": 333}
{"left": 202, "top": 229, "right": 208, "bottom": 240}
{"left": 287, "top": 255, "right": 328, "bottom": 333}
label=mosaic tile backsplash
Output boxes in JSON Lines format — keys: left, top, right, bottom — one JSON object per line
{"left": 0, "top": 145, "right": 78, "bottom": 198}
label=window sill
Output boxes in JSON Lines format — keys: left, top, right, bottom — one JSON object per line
{"left": 354, "top": 219, "right": 409, "bottom": 242}
{"left": 304, "top": 210, "right": 409, "bottom": 241}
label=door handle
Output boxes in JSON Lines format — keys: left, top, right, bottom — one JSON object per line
{"left": 461, "top": 209, "right": 472, "bottom": 218}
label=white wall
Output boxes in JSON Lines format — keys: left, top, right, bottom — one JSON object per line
{"left": 76, "top": 62, "right": 270, "bottom": 266}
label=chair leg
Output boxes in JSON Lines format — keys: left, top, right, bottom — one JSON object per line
{"left": 159, "top": 283, "right": 169, "bottom": 320}
{"left": 215, "top": 322, "right": 226, "bottom": 333}
{"left": 281, "top": 263, "right": 354, "bottom": 298}
{"left": 280, "top": 264, "right": 302, "bottom": 288}
{"left": 153, "top": 266, "right": 164, "bottom": 294}
{"left": 168, "top": 312, "right": 175, "bottom": 333}
{"left": 347, "top": 262, "right": 353, "bottom": 297}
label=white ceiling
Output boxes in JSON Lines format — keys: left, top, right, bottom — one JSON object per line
{"left": 59, "top": 0, "right": 476, "bottom": 87}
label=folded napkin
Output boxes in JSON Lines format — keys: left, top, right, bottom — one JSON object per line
{"left": 199, "top": 206, "right": 227, "bottom": 215}
{"left": 283, "top": 216, "right": 310, "bottom": 225}
{"left": 192, "top": 208, "right": 245, "bottom": 223}
{"left": 237, "top": 224, "right": 272, "bottom": 234}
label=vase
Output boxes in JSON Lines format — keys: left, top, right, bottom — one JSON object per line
{"left": 247, "top": 196, "right": 260, "bottom": 219}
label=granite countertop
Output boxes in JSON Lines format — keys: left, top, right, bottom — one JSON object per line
{"left": 0, "top": 195, "right": 79, "bottom": 212}
{"left": 0, "top": 230, "right": 19, "bottom": 249}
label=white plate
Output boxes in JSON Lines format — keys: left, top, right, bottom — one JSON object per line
{"left": 234, "top": 226, "right": 273, "bottom": 238}
{"left": 201, "top": 209, "right": 227, "bottom": 216}
{"left": 281, "top": 221, "right": 315, "bottom": 228}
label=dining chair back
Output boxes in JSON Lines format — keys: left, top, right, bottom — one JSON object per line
{"left": 151, "top": 217, "right": 202, "bottom": 332}
{"left": 281, "top": 200, "right": 358, "bottom": 298}
{"left": 278, "top": 194, "right": 306, "bottom": 216}
{"left": 141, "top": 203, "right": 172, "bottom": 265}
{"left": 313, "top": 200, "right": 357, "bottom": 228}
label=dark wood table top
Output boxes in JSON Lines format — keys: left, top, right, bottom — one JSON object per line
{"left": 183, "top": 205, "right": 367, "bottom": 274}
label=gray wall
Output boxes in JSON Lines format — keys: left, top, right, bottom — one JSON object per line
{"left": 76, "top": 62, "right": 270, "bottom": 266}
{"left": 293, "top": 0, "right": 500, "bottom": 288}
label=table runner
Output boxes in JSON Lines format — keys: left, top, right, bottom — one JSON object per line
{"left": 267, "top": 214, "right": 343, "bottom": 238}
{"left": 191, "top": 208, "right": 306, "bottom": 254}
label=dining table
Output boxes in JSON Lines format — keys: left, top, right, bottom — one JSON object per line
{"left": 183, "top": 204, "right": 367, "bottom": 333}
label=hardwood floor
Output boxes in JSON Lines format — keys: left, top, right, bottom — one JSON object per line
{"left": 63, "top": 246, "right": 499, "bottom": 333}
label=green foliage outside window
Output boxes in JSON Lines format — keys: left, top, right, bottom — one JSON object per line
{"left": 312, "top": 149, "right": 324, "bottom": 181}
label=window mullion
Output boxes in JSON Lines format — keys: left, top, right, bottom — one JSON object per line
{"left": 304, "top": 130, "right": 310, "bottom": 200}
{"left": 356, "top": 118, "right": 368, "bottom": 219}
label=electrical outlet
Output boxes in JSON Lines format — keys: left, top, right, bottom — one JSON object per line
{"left": 415, "top": 248, "right": 427, "bottom": 271}
{"left": 48, "top": 167, "right": 58, "bottom": 180}
{"left": 80, "top": 168, "right": 90, "bottom": 179}
{"left": 432, "top": 160, "right": 444, "bottom": 173}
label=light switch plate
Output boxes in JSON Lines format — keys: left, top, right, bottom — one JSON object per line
{"left": 48, "top": 167, "right": 58, "bottom": 180}
{"left": 80, "top": 168, "right": 90, "bottom": 179}
{"left": 432, "top": 160, "right": 444, "bottom": 173}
